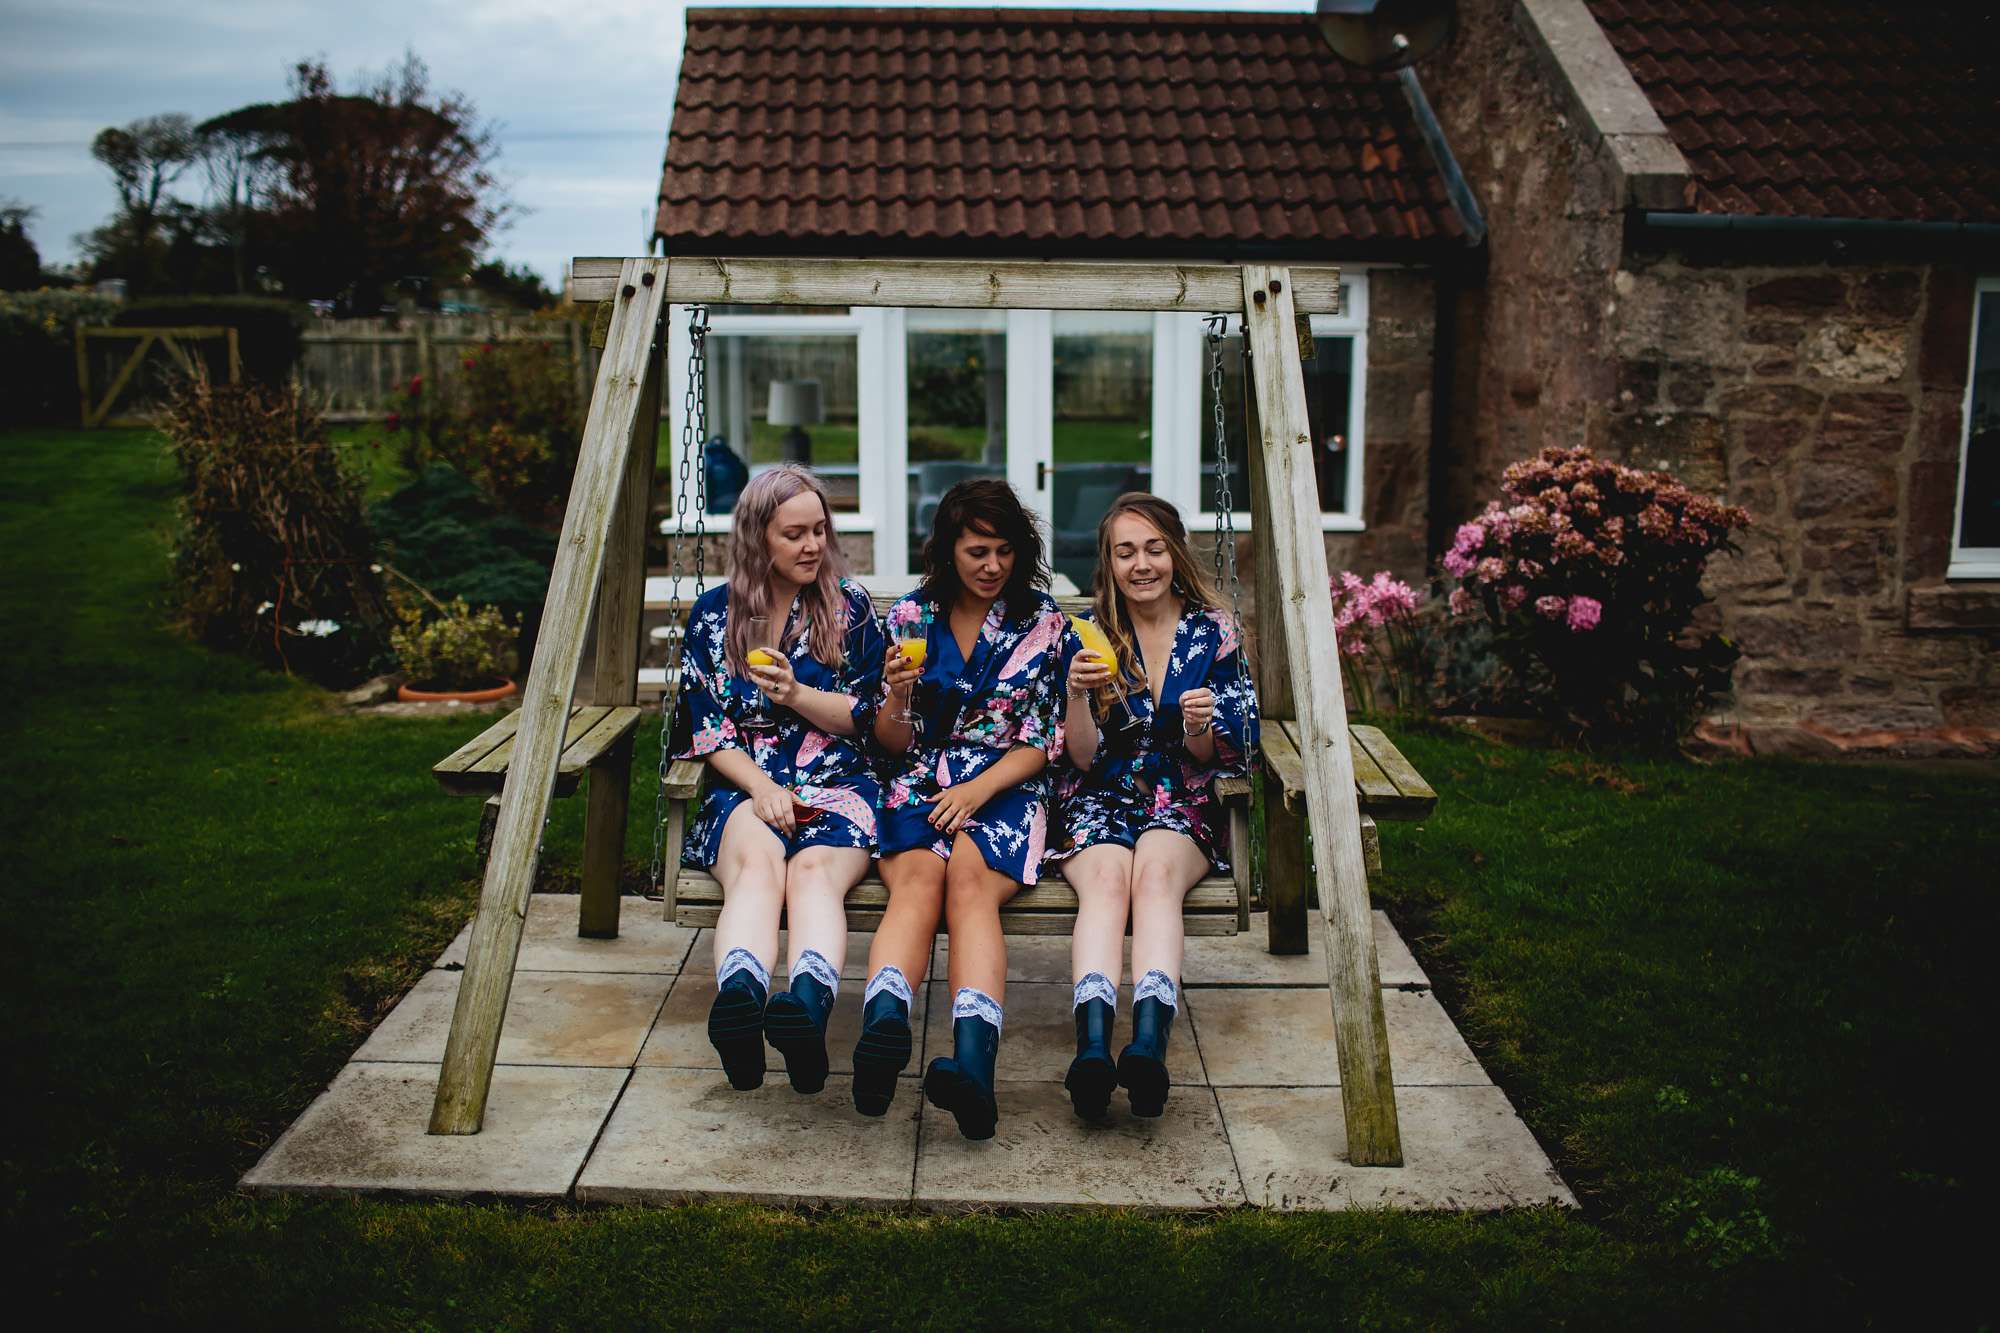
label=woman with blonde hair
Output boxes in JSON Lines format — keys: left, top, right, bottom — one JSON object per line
{"left": 1050, "top": 493, "right": 1257, "bottom": 1119}
{"left": 673, "top": 464, "right": 886, "bottom": 1095}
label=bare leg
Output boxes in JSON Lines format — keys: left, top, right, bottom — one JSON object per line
{"left": 706, "top": 803, "right": 786, "bottom": 1090}
{"left": 943, "top": 833, "right": 1020, "bottom": 1004}
{"left": 867, "top": 849, "right": 947, "bottom": 988}
{"left": 1060, "top": 843, "right": 1133, "bottom": 988}
{"left": 1128, "top": 828, "right": 1210, "bottom": 988}
{"left": 782, "top": 845, "right": 870, "bottom": 978}
{"left": 711, "top": 802, "right": 786, "bottom": 974}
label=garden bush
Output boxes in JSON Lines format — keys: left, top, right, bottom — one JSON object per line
{"left": 160, "top": 375, "right": 391, "bottom": 684}
{"left": 1442, "top": 444, "right": 1751, "bottom": 742}
{"left": 112, "top": 296, "right": 305, "bottom": 387}
{"left": 386, "top": 585, "right": 518, "bottom": 690}
{"left": 0, "top": 289, "right": 119, "bottom": 422}
{"left": 368, "top": 463, "right": 555, "bottom": 660}
{"left": 388, "top": 336, "right": 585, "bottom": 524}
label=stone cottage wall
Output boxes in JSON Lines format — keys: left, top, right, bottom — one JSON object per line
{"left": 1420, "top": 0, "right": 1995, "bottom": 752}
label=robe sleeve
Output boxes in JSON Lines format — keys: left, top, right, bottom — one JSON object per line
{"left": 1206, "top": 611, "right": 1257, "bottom": 772}
{"left": 673, "top": 600, "right": 738, "bottom": 759}
{"left": 1011, "top": 604, "right": 1068, "bottom": 762}
{"left": 840, "top": 582, "right": 887, "bottom": 734}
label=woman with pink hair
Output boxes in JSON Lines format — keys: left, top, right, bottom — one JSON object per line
{"left": 672, "top": 464, "right": 886, "bottom": 1096}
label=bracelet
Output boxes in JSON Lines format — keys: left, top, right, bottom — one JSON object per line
{"left": 1182, "top": 719, "right": 1211, "bottom": 737}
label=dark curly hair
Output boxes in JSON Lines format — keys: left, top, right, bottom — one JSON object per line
{"left": 919, "top": 477, "right": 1050, "bottom": 626}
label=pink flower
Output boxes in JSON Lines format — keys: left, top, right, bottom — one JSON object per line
{"left": 1449, "top": 587, "right": 1475, "bottom": 616}
{"left": 1535, "top": 595, "right": 1567, "bottom": 621}
{"left": 1566, "top": 595, "right": 1602, "bottom": 632}
{"left": 1500, "top": 584, "right": 1529, "bottom": 611}
{"left": 1475, "top": 556, "right": 1507, "bottom": 584}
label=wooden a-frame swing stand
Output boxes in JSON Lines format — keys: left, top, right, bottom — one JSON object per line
{"left": 428, "top": 255, "right": 1404, "bottom": 1167}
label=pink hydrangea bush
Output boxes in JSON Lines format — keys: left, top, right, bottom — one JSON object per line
{"left": 1442, "top": 445, "right": 1751, "bottom": 738}
{"left": 1329, "top": 570, "right": 1430, "bottom": 717}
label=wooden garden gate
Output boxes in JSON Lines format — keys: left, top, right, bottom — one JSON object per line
{"left": 427, "top": 256, "right": 1405, "bottom": 1167}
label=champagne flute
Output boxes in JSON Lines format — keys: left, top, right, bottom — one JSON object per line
{"left": 741, "top": 615, "right": 776, "bottom": 731}
{"left": 893, "top": 618, "right": 928, "bottom": 728}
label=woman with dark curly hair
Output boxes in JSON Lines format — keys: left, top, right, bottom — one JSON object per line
{"left": 850, "top": 478, "right": 1067, "bottom": 1139}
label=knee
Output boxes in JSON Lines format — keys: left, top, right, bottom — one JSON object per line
{"left": 1131, "top": 862, "right": 1183, "bottom": 909}
{"left": 1076, "top": 865, "right": 1131, "bottom": 909}
{"left": 944, "top": 862, "right": 997, "bottom": 917}
{"left": 784, "top": 860, "right": 835, "bottom": 901}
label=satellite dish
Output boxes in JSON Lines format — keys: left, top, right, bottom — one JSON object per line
{"left": 1315, "top": 0, "right": 1457, "bottom": 71}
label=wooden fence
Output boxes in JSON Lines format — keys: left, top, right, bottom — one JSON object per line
{"left": 299, "top": 315, "right": 598, "bottom": 422}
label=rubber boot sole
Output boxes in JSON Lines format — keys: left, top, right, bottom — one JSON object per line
{"left": 763, "top": 992, "right": 830, "bottom": 1094}
{"left": 707, "top": 989, "right": 766, "bottom": 1091}
{"left": 1117, "top": 1050, "right": 1169, "bottom": 1118}
{"left": 924, "top": 1058, "right": 998, "bottom": 1141}
{"left": 1064, "top": 1052, "right": 1117, "bottom": 1120}
{"left": 851, "top": 1016, "right": 911, "bottom": 1116}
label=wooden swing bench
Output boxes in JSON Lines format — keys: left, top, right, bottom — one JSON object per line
{"left": 424, "top": 255, "right": 1411, "bottom": 1168}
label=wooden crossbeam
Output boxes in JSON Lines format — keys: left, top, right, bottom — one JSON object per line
{"left": 429, "top": 257, "right": 669, "bottom": 1135}
{"left": 569, "top": 256, "right": 1347, "bottom": 313}
{"left": 1242, "top": 264, "right": 1402, "bottom": 1167}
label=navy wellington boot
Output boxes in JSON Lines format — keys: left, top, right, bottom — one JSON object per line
{"left": 924, "top": 1015, "right": 1001, "bottom": 1140}
{"left": 851, "top": 989, "right": 912, "bottom": 1117}
{"left": 706, "top": 968, "right": 769, "bottom": 1091}
{"left": 1063, "top": 998, "right": 1117, "bottom": 1120}
{"left": 1117, "top": 996, "right": 1175, "bottom": 1117}
{"left": 764, "top": 971, "right": 836, "bottom": 1094}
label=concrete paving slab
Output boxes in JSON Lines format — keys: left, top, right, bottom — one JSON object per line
{"left": 1217, "top": 1084, "right": 1575, "bottom": 1210}
{"left": 915, "top": 1080, "right": 1246, "bottom": 1210}
{"left": 638, "top": 970, "right": 932, "bottom": 1074}
{"left": 577, "top": 1067, "right": 920, "bottom": 1206}
{"left": 1179, "top": 912, "right": 1428, "bottom": 987}
{"left": 434, "top": 895, "right": 697, "bottom": 974}
{"left": 681, "top": 929, "right": 933, "bottom": 981}
{"left": 1188, "top": 987, "right": 1487, "bottom": 1088}
{"left": 355, "top": 970, "right": 669, "bottom": 1068}
{"left": 241, "top": 1062, "right": 627, "bottom": 1199}
{"left": 937, "top": 933, "right": 1115, "bottom": 984}
{"left": 921, "top": 981, "right": 1207, "bottom": 1087}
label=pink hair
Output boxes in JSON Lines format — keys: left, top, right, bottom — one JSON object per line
{"left": 723, "top": 464, "right": 850, "bottom": 677}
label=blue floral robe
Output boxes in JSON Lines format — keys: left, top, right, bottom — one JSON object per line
{"left": 674, "top": 579, "right": 886, "bottom": 866}
{"left": 1048, "top": 606, "right": 1258, "bottom": 873}
{"left": 877, "top": 588, "right": 1067, "bottom": 885}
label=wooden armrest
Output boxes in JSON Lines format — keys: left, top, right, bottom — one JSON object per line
{"left": 664, "top": 758, "right": 705, "bottom": 801}
{"left": 1260, "top": 726, "right": 1307, "bottom": 812}
{"left": 1215, "top": 773, "right": 1251, "bottom": 800}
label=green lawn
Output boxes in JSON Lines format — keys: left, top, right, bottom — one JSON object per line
{"left": 2, "top": 426, "right": 1988, "bottom": 1325}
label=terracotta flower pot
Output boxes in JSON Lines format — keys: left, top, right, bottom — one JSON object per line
{"left": 396, "top": 677, "right": 519, "bottom": 704}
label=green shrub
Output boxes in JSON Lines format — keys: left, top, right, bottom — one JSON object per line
{"left": 390, "top": 336, "right": 585, "bottom": 523}
{"left": 368, "top": 463, "right": 554, "bottom": 658}
{"left": 0, "top": 289, "right": 119, "bottom": 422}
{"left": 160, "top": 375, "right": 392, "bottom": 684}
{"left": 387, "top": 586, "right": 518, "bottom": 690}
{"left": 113, "top": 295, "right": 304, "bottom": 386}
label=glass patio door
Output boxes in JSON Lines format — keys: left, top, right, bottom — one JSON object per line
{"left": 1043, "top": 312, "right": 1157, "bottom": 594}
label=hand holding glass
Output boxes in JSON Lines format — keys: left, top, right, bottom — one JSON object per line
{"left": 891, "top": 625, "right": 928, "bottom": 727}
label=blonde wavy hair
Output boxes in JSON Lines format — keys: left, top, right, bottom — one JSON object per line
{"left": 723, "top": 464, "right": 850, "bottom": 676}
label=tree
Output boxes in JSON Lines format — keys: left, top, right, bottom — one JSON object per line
{"left": 464, "top": 259, "right": 554, "bottom": 310}
{"left": 81, "top": 114, "right": 196, "bottom": 288}
{"left": 201, "top": 54, "right": 513, "bottom": 313}
{"left": 194, "top": 121, "right": 278, "bottom": 293}
{"left": 0, "top": 201, "right": 41, "bottom": 290}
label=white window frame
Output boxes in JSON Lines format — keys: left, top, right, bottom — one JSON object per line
{"left": 1156, "top": 271, "right": 1370, "bottom": 534}
{"left": 661, "top": 273, "right": 1374, "bottom": 576}
{"left": 662, "top": 306, "right": 882, "bottom": 538}
{"left": 1949, "top": 276, "right": 2000, "bottom": 579}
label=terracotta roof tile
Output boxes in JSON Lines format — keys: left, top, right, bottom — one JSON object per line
{"left": 1586, "top": 0, "right": 2000, "bottom": 222}
{"left": 655, "top": 5, "right": 1460, "bottom": 256}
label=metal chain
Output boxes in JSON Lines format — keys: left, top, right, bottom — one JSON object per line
{"left": 1205, "top": 314, "right": 1261, "bottom": 900}
{"left": 649, "top": 304, "right": 710, "bottom": 895}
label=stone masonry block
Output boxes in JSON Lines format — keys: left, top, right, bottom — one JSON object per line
{"left": 1613, "top": 267, "right": 1738, "bottom": 364}
{"left": 1919, "top": 267, "right": 1974, "bottom": 391}
{"left": 1803, "top": 322, "right": 1911, "bottom": 384}
{"left": 1792, "top": 458, "right": 1897, "bottom": 521}
{"left": 1747, "top": 273, "right": 1846, "bottom": 317}
{"left": 1718, "top": 384, "right": 1824, "bottom": 419}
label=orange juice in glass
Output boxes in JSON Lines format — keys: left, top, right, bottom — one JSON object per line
{"left": 741, "top": 616, "right": 776, "bottom": 730}
{"left": 893, "top": 623, "right": 927, "bottom": 726}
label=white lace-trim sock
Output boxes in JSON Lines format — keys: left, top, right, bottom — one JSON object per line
{"left": 952, "top": 986, "right": 1004, "bottom": 1035}
{"left": 788, "top": 947, "right": 840, "bottom": 995}
{"left": 1133, "top": 968, "right": 1179, "bottom": 1011}
{"left": 717, "top": 946, "right": 771, "bottom": 993}
{"left": 863, "top": 964, "right": 913, "bottom": 1008}
{"left": 1072, "top": 971, "right": 1117, "bottom": 1010}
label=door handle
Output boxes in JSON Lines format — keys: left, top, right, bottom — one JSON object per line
{"left": 1036, "top": 461, "right": 1049, "bottom": 490}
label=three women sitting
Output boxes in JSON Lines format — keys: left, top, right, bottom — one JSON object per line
{"left": 675, "top": 469, "right": 1252, "bottom": 1136}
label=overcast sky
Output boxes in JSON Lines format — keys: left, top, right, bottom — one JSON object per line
{"left": 1, "top": 0, "right": 1312, "bottom": 291}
